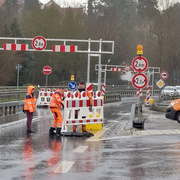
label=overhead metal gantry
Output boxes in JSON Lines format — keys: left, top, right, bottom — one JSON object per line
{"left": 95, "top": 64, "right": 160, "bottom": 97}
{"left": 0, "top": 36, "right": 114, "bottom": 90}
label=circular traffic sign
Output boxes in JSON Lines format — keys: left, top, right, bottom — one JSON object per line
{"left": 132, "top": 73, "right": 148, "bottom": 89}
{"left": 132, "top": 56, "right": 148, "bottom": 72}
{"left": 43, "top": 65, "right": 52, "bottom": 75}
{"left": 68, "top": 81, "right": 77, "bottom": 90}
{"left": 32, "top": 36, "right": 47, "bottom": 51}
{"left": 160, "top": 71, "right": 169, "bottom": 80}
{"left": 124, "top": 65, "right": 131, "bottom": 72}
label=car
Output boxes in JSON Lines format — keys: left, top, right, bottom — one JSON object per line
{"left": 166, "top": 98, "right": 180, "bottom": 123}
{"left": 161, "top": 86, "right": 177, "bottom": 96}
{"left": 175, "top": 86, "right": 180, "bottom": 95}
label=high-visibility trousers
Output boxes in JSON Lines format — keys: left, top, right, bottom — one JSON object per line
{"left": 50, "top": 108, "right": 62, "bottom": 128}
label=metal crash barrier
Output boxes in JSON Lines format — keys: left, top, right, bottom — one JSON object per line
{"left": 62, "top": 90, "right": 104, "bottom": 134}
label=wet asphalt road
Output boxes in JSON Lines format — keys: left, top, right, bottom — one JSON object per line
{"left": 1, "top": 98, "right": 180, "bottom": 179}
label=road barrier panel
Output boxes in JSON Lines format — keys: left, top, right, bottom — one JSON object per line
{"left": 62, "top": 90, "right": 104, "bottom": 133}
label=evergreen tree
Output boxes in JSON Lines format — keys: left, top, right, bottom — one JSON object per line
{"left": 24, "top": 0, "right": 40, "bottom": 11}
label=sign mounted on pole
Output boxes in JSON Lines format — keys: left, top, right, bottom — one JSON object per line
{"left": 124, "top": 65, "right": 131, "bottom": 72}
{"left": 132, "top": 56, "right": 148, "bottom": 72}
{"left": 32, "top": 36, "right": 47, "bottom": 51}
{"left": 43, "top": 65, "right": 52, "bottom": 75}
{"left": 132, "top": 73, "right": 148, "bottom": 89}
{"left": 68, "top": 81, "right": 77, "bottom": 90}
{"left": 160, "top": 71, "right": 169, "bottom": 80}
{"left": 156, "top": 79, "right": 165, "bottom": 88}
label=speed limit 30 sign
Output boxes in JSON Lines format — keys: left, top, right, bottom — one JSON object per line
{"left": 132, "top": 73, "right": 148, "bottom": 89}
{"left": 32, "top": 36, "right": 47, "bottom": 51}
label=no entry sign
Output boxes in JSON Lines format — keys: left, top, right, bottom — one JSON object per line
{"left": 132, "top": 73, "right": 148, "bottom": 89}
{"left": 43, "top": 65, "right": 52, "bottom": 75}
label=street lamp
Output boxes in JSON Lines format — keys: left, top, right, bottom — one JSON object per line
{"left": 16, "top": 64, "right": 22, "bottom": 90}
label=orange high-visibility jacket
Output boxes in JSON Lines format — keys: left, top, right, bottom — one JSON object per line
{"left": 49, "top": 90, "right": 63, "bottom": 109}
{"left": 24, "top": 85, "right": 36, "bottom": 113}
{"left": 79, "top": 89, "right": 93, "bottom": 105}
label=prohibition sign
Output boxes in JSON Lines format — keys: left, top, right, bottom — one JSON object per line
{"left": 132, "top": 56, "right": 148, "bottom": 72}
{"left": 160, "top": 71, "right": 169, "bottom": 80}
{"left": 32, "top": 36, "right": 47, "bottom": 51}
{"left": 124, "top": 65, "right": 131, "bottom": 72}
{"left": 132, "top": 73, "right": 148, "bottom": 89}
{"left": 43, "top": 65, "right": 52, "bottom": 75}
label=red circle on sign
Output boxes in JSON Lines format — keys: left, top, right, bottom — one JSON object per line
{"left": 160, "top": 71, "right": 169, "bottom": 80}
{"left": 132, "top": 56, "right": 148, "bottom": 72}
{"left": 132, "top": 73, "right": 148, "bottom": 89}
{"left": 32, "top": 36, "right": 47, "bottom": 51}
{"left": 124, "top": 65, "right": 131, "bottom": 72}
{"left": 43, "top": 65, "right": 52, "bottom": 75}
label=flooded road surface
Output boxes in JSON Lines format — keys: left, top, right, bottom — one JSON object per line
{"left": 1, "top": 98, "right": 180, "bottom": 180}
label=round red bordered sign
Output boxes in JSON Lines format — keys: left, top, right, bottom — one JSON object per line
{"left": 32, "top": 36, "right": 47, "bottom": 51}
{"left": 124, "top": 65, "right": 131, "bottom": 72}
{"left": 43, "top": 65, "right": 52, "bottom": 75}
{"left": 160, "top": 71, "right": 169, "bottom": 80}
{"left": 132, "top": 56, "right": 148, "bottom": 72}
{"left": 132, "top": 73, "right": 148, "bottom": 89}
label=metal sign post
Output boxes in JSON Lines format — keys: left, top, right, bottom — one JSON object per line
{"left": 0, "top": 37, "right": 114, "bottom": 91}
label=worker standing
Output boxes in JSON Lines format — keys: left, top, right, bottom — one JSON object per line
{"left": 49, "top": 89, "right": 64, "bottom": 136}
{"left": 24, "top": 85, "right": 36, "bottom": 133}
{"left": 73, "top": 80, "right": 93, "bottom": 133}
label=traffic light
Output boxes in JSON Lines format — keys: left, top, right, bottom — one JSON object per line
{"left": 71, "top": 75, "right": 74, "bottom": 81}
{"left": 137, "top": 44, "right": 143, "bottom": 55}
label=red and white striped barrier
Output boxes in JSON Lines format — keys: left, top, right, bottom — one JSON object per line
{"left": 102, "top": 83, "right": 105, "bottom": 95}
{"left": 146, "top": 86, "right": 150, "bottom": 105}
{"left": 62, "top": 90, "right": 103, "bottom": 133}
{"left": 37, "top": 88, "right": 55, "bottom": 106}
{"left": 53, "top": 45, "right": 78, "bottom": 52}
{"left": 136, "top": 89, "right": 142, "bottom": 98}
{"left": 111, "top": 68, "right": 121, "bottom": 72}
{"left": 86, "top": 83, "right": 93, "bottom": 91}
{"left": 4, "top": 43, "right": 28, "bottom": 51}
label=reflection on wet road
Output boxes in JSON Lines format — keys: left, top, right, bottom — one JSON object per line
{"left": 1, "top": 98, "right": 180, "bottom": 179}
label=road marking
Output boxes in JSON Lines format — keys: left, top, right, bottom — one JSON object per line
{"left": 54, "top": 161, "right": 74, "bottom": 173}
{"left": 87, "top": 122, "right": 117, "bottom": 141}
{"left": 74, "top": 146, "right": 88, "bottom": 153}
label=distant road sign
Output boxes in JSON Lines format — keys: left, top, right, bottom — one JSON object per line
{"left": 124, "top": 65, "right": 131, "bottom": 72}
{"left": 68, "top": 81, "right": 77, "bottom": 90}
{"left": 132, "top": 56, "right": 148, "bottom": 72}
{"left": 132, "top": 73, "right": 148, "bottom": 89}
{"left": 43, "top": 65, "right": 52, "bottom": 75}
{"left": 160, "top": 71, "right": 169, "bottom": 80}
{"left": 156, "top": 79, "right": 165, "bottom": 88}
{"left": 32, "top": 36, "right": 47, "bottom": 51}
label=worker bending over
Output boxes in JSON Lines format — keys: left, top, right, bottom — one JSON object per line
{"left": 49, "top": 89, "right": 64, "bottom": 136}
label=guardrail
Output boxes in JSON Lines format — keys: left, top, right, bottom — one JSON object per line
{"left": 0, "top": 100, "right": 26, "bottom": 125}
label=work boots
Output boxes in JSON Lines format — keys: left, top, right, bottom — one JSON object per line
{"left": 56, "top": 128, "right": 62, "bottom": 136}
{"left": 49, "top": 127, "right": 56, "bottom": 134}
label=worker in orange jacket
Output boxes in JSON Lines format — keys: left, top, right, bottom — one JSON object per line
{"left": 49, "top": 89, "right": 64, "bottom": 136}
{"left": 73, "top": 80, "right": 93, "bottom": 133}
{"left": 24, "top": 85, "right": 36, "bottom": 133}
